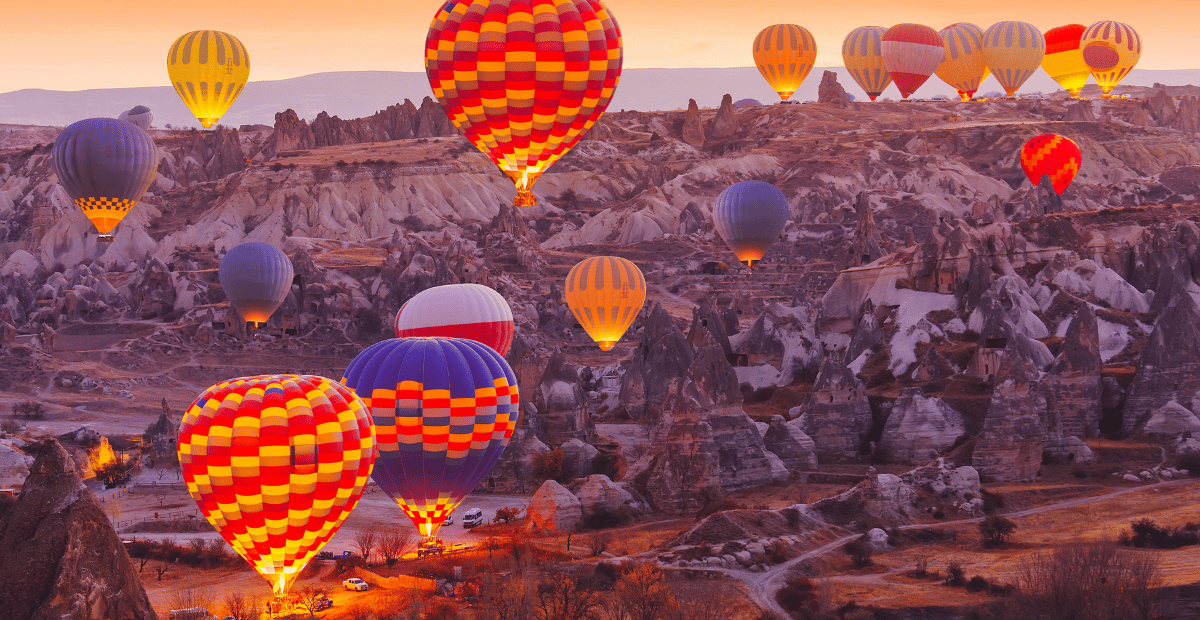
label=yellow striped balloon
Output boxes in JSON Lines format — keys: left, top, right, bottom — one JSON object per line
{"left": 982, "top": 21, "right": 1045, "bottom": 96}
{"left": 842, "top": 26, "right": 892, "bottom": 101}
{"left": 167, "top": 30, "right": 250, "bottom": 128}
{"left": 1081, "top": 21, "right": 1142, "bottom": 95}
{"left": 753, "top": 24, "right": 818, "bottom": 101}
{"left": 564, "top": 256, "right": 646, "bottom": 351}
{"left": 936, "top": 23, "right": 990, "bottom": 101}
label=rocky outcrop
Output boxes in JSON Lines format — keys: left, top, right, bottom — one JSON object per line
{"left": 706, "top": 94, "right": 741, "bottom": 140}
{"left": 558, "top": 438, "right": 598, "bottom": 480}
{"left": 796, "top": 358, "right": 873, "bottom": 457}
{"left": 810, "top": 473, "right": 920, "bottom": 526}
{"left": 620, "top": 304, "right": 695, "bottom": 422}
{"left": 0, "top": 440, "right": 158, "bottom": 620}
{"left": 1043, "top": 305, "right": 1102, "bottom": 438}
{"left": 1139, "top": 401, "right": 1200, "bottom": 438}
{"left": 264, "top": 97, "right": 455, "bottom": 158}
{"left": 730, "top": 303, "right": 822, "bottom": 386}
{"left": 534, "top": 350, "right": 595, "bottom": 444}
{"left": 478, "top": 428, "right": 549, "bottom": 495}
{"left": 527, "top": 479, "right": 582, "bottom": 532}
{"left": 681, "top": 99, "right": 705, "bottom": 147}
{"left": 574, "top": 474, "right": 637, "bottom": 520}
{"left": 879, "top": 388, "right": 966, "bottom": 464}
{"left": 817, "top": 70, "right": 851, "bottom": 106}
{"left": 972, "top": 349, "right": 1048, "bottom": 482}
{"left": 1123, "top": 293, "right": 1200, "bottom": 433}
{"left": 686, "top": 297, "right": 732, "bottom": 356}
{"left": 0, "top": 439, "right": 33, "bottom": 484}
{"left": 763, "top": 415, "right": 818, "bottom": 472}
{"left": 1064, "top": 100, "right": 1097, "bottom": 122}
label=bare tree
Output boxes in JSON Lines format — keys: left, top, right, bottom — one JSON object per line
{"left": 154, "top": 488, "right": 167, "bottom": 507}
{"left": 478, "top": 557, "right": 536, "bottom": 620}
{"left": 295, "top": 586, "right": 330, "bottom": 618}
{"left": 605, "top": 562, "right": 679, "bottom": 620}
{"left": 153, "top": 562, "right": 170, "bottom": 581}
{"left": 170, "top": 581, "right": 211, "bottom": 616}
{"left": 378, "top": 527, "right": 418, "bottom": 567}
{"left": 668, "top": 582, "right": 733, "bottom": 620}
{"left": 535, "top": 573, "right": 600, "bottom": 620}
{"left": 353, "top": 530, "right": 378, "bottom": 565}
{"left": 1013, "top": 542, "right": 1163, "bottom": 620}
{"left": 588, "top": 531, "right": 613, "bottom": 558}
{"left": 223, "top": 592, "right": 263, "bottom": 620}
{"left": 346, "top": 604, "right": 373, "bottom": 620}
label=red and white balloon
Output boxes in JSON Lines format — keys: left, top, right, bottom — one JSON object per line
{"left": 394, "top": 284, "right": 515, "bottom": 356}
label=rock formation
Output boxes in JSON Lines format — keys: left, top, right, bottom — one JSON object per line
{"left": 796, "top": 358, "right": 873, "bottom": 457}
{"left": 972, "top": 348, "right": 1048, "bottom": 481}
{"left": 620, "top": 304, "right": 694, "bottom": 422}
{"left": 879, "top": 388, "right": 966, "bottom": 464}
{"left": 527, "top": 479, "right": 582, "bottom": 532}
{"left": 1139, "top": 401, "right": 1200, "bottom": 438}
{"left": 574, "top": 474, "right": 637, "bottom": 521}
{"left": 817, "top": 70, "right": 851, "bottom": 106}
{"left": 534, "top": 350, "right": 596, "bottom": 444}
{"left": 707, "top": 94, "right": 741, "bottom": 140}
{"left": 0, "top": 440, "right": 157, "bottom": 620}
{"left": 681, "top": 99, "right": 705, "bottom": 147}
{"left": 762, "top": 415, "right": 818, "bottom": 472}
{"left": 1122, "top": 293, "right": 1200, "bottom": 433}
{"left": 1043, "top": 305, "right": 1102, "bottom": 438}
{"left": 265, "top": 97, "right": 455, "bottom": 157}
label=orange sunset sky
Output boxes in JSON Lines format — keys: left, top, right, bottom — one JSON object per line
{"left": 0, "top": 0, "right": 1190, "bottom": 92}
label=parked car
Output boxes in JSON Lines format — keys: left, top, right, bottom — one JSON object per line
{"left": 443, "top": 514, "right": 454, "bottom": 526}
{"left": 417, "top": 540, "right": 446, "bottom": 558}
{"left": 462, "top": 508, "right": 484, "bottom": 528}
{"left": 315, "top": 551, "right": 334, "bottom": 560}
{"left": 343, "top": 578, "right": 369, "bottom": 591}
{"left": 315, "top": 596, "right": 334, "bottom": 610}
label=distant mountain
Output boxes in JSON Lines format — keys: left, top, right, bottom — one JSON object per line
{"left": 1, "top": 67, "right": 1198, "bottom": 130}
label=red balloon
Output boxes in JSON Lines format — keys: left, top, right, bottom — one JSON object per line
{"left": 1021, "top": 134, "right": 1082, "bottom": 195}
{"left": 881, "top": 24, "right": 946, "bottom": 99}
{"left": 394, "top": 284, "right": 514, "bottom": 356}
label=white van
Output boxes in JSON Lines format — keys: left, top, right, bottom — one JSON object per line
{"left": 462, "top": 508, "right": 484, "bottom": 528}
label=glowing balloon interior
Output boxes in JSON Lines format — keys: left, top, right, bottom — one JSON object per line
{"left": 167, "top": 30, "right": 250, "bottom": 128}
{"left": 564, "top": 256, "right": 647, "bottom": 351}
{"left": 51, "top": 117, "right": 157, "bottom": 241}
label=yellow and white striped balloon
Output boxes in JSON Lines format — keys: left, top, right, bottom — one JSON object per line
{"left": 167, "top": 30, "right": 250, "bottom": 128}
{"left": 753, "top": 24, "right": 818, "bottom": 101}
{"left": 982, "top": 21, "right": 1044, "bottom": 96}
{"left": 936, "top": 23, "right": 990, "bottom": 101}
{"left": 842, "top": 26, "right": 892, "bottom": 101}
{"left": 1081, "top": 21, "right": 1142, "bottom": 95}
{"left": 564, "top": 256, "right": 646, "bottom": 351}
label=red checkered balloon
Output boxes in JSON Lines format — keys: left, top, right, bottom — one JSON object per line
{"left": 178, "top": 375, "right": 375, "bottom": 596}
{"left": 425, "top": 0, "right": 623, "bottom": 207}
{"left": 1021, "top": 134, "right": 1082, "bottom": 195}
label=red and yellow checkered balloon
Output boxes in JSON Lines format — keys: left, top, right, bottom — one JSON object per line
{"left": 178, "top": 375, "right": 375, "bottom": 596}
{"left": 425, "top": 0, "right": 623, "bottom": 207}
{"left": 1020, "top": 134, "right": 1082, "bottom": 196}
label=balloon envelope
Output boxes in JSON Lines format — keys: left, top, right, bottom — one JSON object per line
{"left": 340, "top": 338, "right": 519, "bottom": 539}
{"left": 842, "top": 26, "right": 892, "bottom": 101}
{"left": 178, "top": 375, "right": 375, "bottom": 596}
{"left": 1021, "top": 134, "right": 1082, "bottom": 195}
{"left": 425, "top": 0, "right": 622, "bottom": 207}
{"left": 1081, "top": 21, "right": 1142, "bottom": 95}
{"left": 52, "top": 117, "right": 157, "bottom": 238}
{"left": 881, "top": 24, "right": 945, "bottom": 99}
{"left": 167, "top": 30, "right": 250, "bottom": 128}
{"left": 713, "top": 180, "right": 790, "bottom": 269}
{"left": 982, "top": 21, "right": 1045, "bottom": 96}
{"left": 1042, "top": 25, "right": 1091, "bottom": 97}
{"left": 118, "top": 105, "right": 154, "bottom": 131}
{"left": 936, "top": 23, "right": 989, "bottom": 101}
{"left": 564, "top": 256, "right": 647, "bottom": 351}
{"left": 218, "top": 242, "right": 294, "bottom": 326}
{"left": 395, "top": 284, "right": 515, "bottom": 356}
{"left": 753, "top": 24, "right": 818, "bottom": 101}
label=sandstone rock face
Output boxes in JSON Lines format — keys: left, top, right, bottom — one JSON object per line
{"left": 1140, "top": 400, "right": 1200, "bottom": 437}
{"left": 817, "top": 70, "right": 851, "bottom": 106}
{"left": 1043, "top": 436, "right": 1095, "bottom": 464}
{"left": 534, "top": 350, "right": 595, "bottom": 444}
{"left": 1123, "top": 293, "right": 1200, "bottom": 433}
{"left": 707, "top": 94, "right": 741, "bottom": 140}
{"left": 0, "top": 440, "right": 158, "bottom": 620}
{"left": 0, "top": 439, "right": 33, "bottom": 483}
{"left": 1043, "top": 304, "right": 1102, "bottom": 438}
{"left": 265, "top": 98, "right": 455, "bottom": 157}
{"left": 639, "top": 387, "right": 725, "bottom": 514}
{"left": 528, "top": 479, "right": 582, "bottom": 532}
{"left": 763, "top": 415, "right": 818, "bottom": 472}
{"left": 681, "top": 99, "right": 705, "bottom": 147}
{"left": 574, "top": 474, "right": 636, "bottom": 520}
{"left": 477, "top": 429, "right": 549, "bottom": 495}
{"left": 730, "top": 302, "right": 822, "bottom": 386}
{"left": 972, "top": 351, "right": 1048, "bottom": 482}
{"left": 619, "top": 304, "right": 696, "bottom": 421}
{"left": 559, "top": 438, "right": 599, "bottom": 480}
{"left": 797, "top": 358, "right": 873, "bottom": 457}
{"left": 879, "top": 388, "right": 966, "bottom": 464}
{"left": 810, "top": 473, "right": 920, "bottom": 526}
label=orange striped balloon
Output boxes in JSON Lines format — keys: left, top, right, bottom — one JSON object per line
{"left": 936, "top": 23, "right": 989, "bottom": 101}
{"left": 178, "top": 375, "right": 375, "bottom": 597}
{"left": 982, "top": 21, "right": 1045, "bottom": 96}
{"left": 842, "top": 26, "right": 892, "bottom": 101}
{"left": 1081, "top": 21, "right": 1142, "bottom": 95}
{"left": 753, "top": 24, "right": 818, "bottom": 101}
{"left": 1020, "top": 134, "right": 1082, "bottom": 195}
{"left": 425, "top": 1, "right": 623, "bottom": 208}
{"left": 564, "top": 256, "right": 646, "bottom": 351}
{"left": 166, "top": 31, "right": 250, "bottom": 129}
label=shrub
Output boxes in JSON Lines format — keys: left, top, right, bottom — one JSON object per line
{"left": 766, "top": 540, "right": 792, "bottom": 564}
{"left": 531, "top": 449, "right": 565, "bottom": 482}
{"left": 845, "top": 536, "right": 872, "bottom": 568}
{"left": 1177, "top": 453, "right": 1200, "bottom": 475}
{"left": 1123, "top": 518, "right": 1199, "bottom": 549}
{"left": 945, "top": 562, "right": 966, "bottom": 586}
{"left": 932, "top": 507, "right": 946, "bottom": 520}
{"left": 584, "top": 506, "right": 633, "bottom": 530}
{"left": 0, "top": 419, "right": 22, "bottom": 434}
{"left": 334, "top": 556, "right": 365, "bottom": 574}
{"left": 966, "top": 576, "right": 989, "bottom": 592}
{"left": 494, "top": 506, "right": 524, "bottom": 524}
{"left": 980, "top": 515, "right": 1017, "bottom": 547}
{"left": 775, "top": 574, "right": 818, "bottom": 615}
{"left": 94, "top": 457, "right": 135, "bottom": 488}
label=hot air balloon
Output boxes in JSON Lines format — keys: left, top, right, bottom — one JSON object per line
{"left": 52, "top": 118, "right": 157, "bottom": 242}
{"left": 564, "top": 256, "right": 646, "bottom": 351}
{"left": 425, "top": 1, "right": 623, "bottom": 208}
{"left": 753, "top": 24, "right": 818, "bottom": 101}
{"left": 167, "top": 30, "right": 250, "bottom": 128}
{"left": 394, "top": 284, "right": 515, "bottom": 356}
{"left": 218, "top": 242, "right": 294, "bottom": 328}
{"left": 118, "top": 105, "right": 153, "bottom": 131}
{"left": 842, "top": 27, "right": 892, "bottom": 101}
{"left": 713, "top": 180, "right": 790, "bottom": 269}
{"left": 178, "top": 374, "right": 375, "bottom": 596}
{"left": 340, "top": 338, "right": 519, "bottom": 540}
{"left": 1081, "top": 21, "right": 1142, "bottom": 96}
{"left": 936, "top": 23, "right": 989, "bottom": 101}
{"left": 1042, "top": 25, "right": 1091, "bottom": 98}
{"left": 881, "top": 24, "right": 946, "bottom": 99}
{"left": 982, "top": 21, "right": 1045, "bottom": 96}
{"left": 1020, "top": 134, "right": 1081, "bottom": 195}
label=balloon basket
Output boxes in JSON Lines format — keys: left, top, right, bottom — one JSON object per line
{"left": 96, "top": 234, "right": 115, "bottom": 243}
{"left": 513, "top": 190, "right": 537, "bottom": 208}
